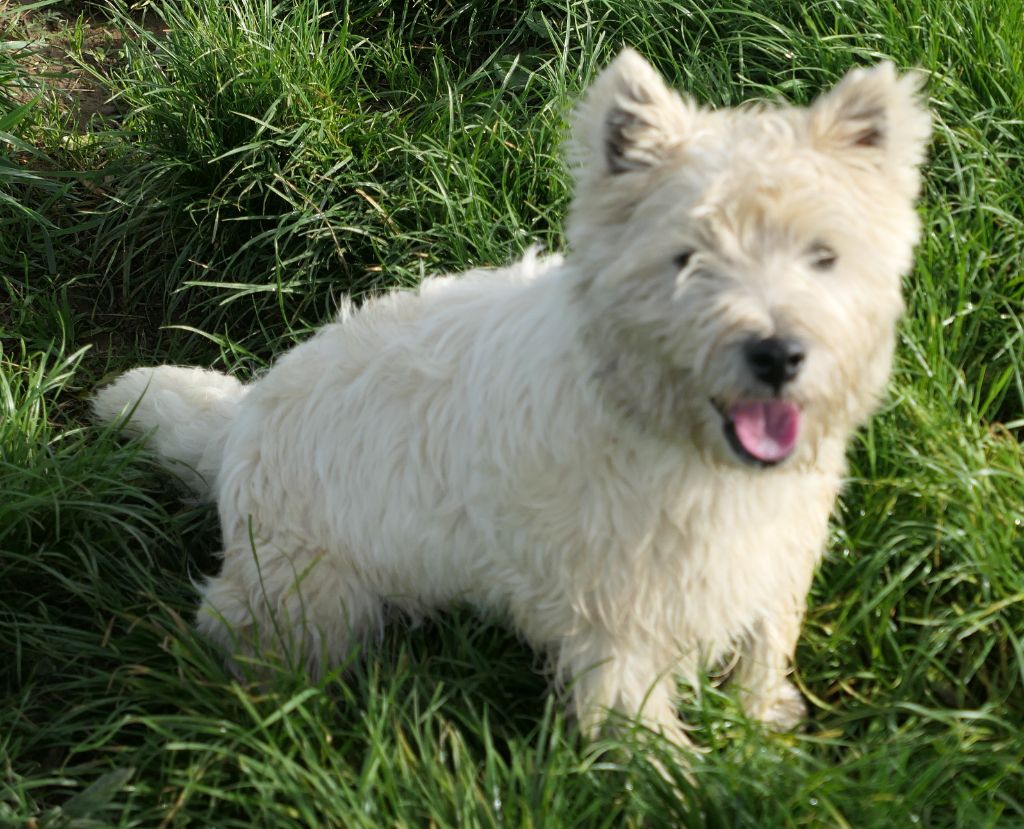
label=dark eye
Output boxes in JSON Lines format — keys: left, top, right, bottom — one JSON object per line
{"left": 674, "top": 250, "right": 695, "bottom": 270}
{"left": 810, "top": 244, "right": 838, "bottom": 271}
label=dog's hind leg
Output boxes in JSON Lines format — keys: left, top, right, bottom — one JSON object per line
{"left": 196, "top": 544, "right": 384, "bottom": 679}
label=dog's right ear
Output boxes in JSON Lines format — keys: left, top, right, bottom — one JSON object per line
{"left": 571, "top": 49, "right": 691, "bottom": 177}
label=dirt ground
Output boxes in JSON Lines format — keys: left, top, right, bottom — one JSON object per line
{"left": 2, "top": 0, "right": 164, "bottom": 130}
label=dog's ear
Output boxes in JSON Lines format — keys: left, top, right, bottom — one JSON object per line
{"left": 572, "top": 49, "right": 691, "bottom": 176}
{"left": 809, "top": 62, "right": 931, "bottom": 192}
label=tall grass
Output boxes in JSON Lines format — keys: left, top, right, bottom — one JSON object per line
{"left": 2, "top": 0, "right": 1022, "bottom": 826}
{"left": 0, "top": 0, "right": 61, "bottom": 271}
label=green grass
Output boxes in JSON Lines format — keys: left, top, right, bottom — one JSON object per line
{"left": 2, "top": 0, "right": 1022, "bottom": 825}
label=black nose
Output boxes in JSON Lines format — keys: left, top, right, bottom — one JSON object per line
{"left": 744, "top": 336, "right": 806, "bottom": 390}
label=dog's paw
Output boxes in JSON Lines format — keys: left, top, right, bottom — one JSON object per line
{"left": 745, "top": 680, "right": 808, "bottom": 732}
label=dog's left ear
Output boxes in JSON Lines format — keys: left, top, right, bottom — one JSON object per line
{"left": 809, "top": 62, "right": 931, "bottom": 193}
{"left": 572, "top": 49, "right": 691, "bottom": 177}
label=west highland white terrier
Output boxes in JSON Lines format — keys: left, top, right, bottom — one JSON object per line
{"left": 94, "top": 50, "right": 930, "bottom": 748}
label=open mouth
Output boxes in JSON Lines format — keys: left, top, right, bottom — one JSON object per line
{"left": 713, "top": 399, "right": 801, "bottom": 467}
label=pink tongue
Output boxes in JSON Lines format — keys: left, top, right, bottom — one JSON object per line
{"left": 729, "top": 401, "right": 801, "bottom": 463}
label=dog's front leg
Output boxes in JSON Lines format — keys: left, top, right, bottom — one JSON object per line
{"left": 561, "top": 633, "right": 692, "bottom": 750}
{"left": 731, "top": 593, "right": 809, "bottom": 731}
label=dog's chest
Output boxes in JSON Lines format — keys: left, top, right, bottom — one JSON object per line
{"left": 596, "top": 465, "right": 834, "bottom": 660}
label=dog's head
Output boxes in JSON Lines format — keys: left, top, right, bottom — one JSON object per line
{"left": 568, "top": 50, "right": 931, "bottom": 468}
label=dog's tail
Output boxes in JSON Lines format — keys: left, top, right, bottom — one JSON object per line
{"left": 92, "top": 366, "right": 247, "bottom": 499}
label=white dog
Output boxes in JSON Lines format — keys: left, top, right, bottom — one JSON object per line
{"left": 94, "top": 50, "right": 930, "bottom": 748}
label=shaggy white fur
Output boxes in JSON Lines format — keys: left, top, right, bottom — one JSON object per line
{"left": 93, "top": 50, "right": 930, "bottom": 748}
